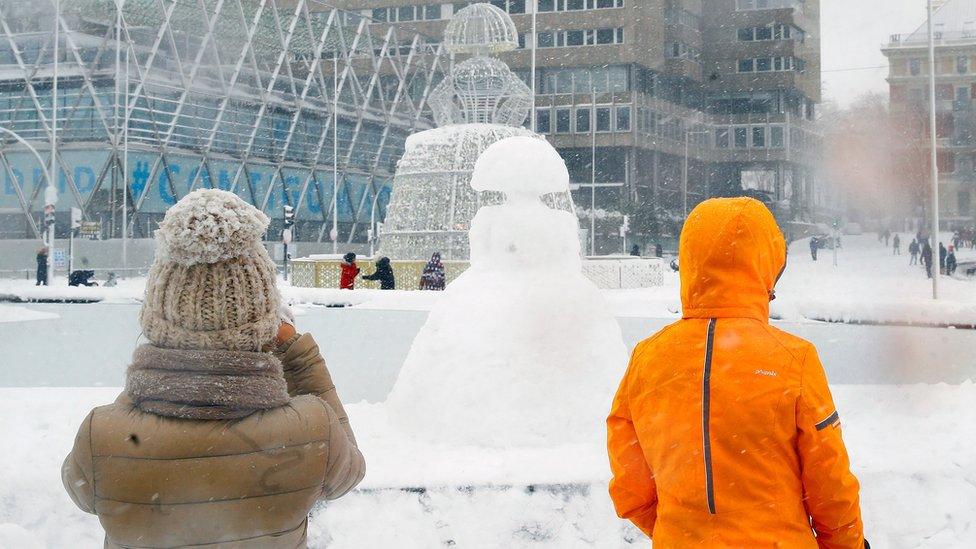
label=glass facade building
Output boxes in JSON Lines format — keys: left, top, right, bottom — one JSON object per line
{"left": 0, "top": 0, "right": 448, "bottom": 241}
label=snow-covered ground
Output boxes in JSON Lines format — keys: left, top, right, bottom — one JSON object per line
{"left": 1, "top": 384, "right": 973, "bottom": 548}
{"left": 1, "top": 233, "right": 972, "bottom": 326}
{"left": 1, "top": 233, "right": 974, "bottom": 547}
{"left": 0, "top": 304, "right": 58, "bottom": 323}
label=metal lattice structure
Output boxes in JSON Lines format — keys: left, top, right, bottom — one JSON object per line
{"left": 427, "top": 2, "right": 530, "bottom": 127}
{"left": 0, "top": 0, "right": 450, "bottom": 242}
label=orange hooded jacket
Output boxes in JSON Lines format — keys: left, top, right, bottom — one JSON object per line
{"left": 608, "top": 198, "right": 864, "bottom": 547}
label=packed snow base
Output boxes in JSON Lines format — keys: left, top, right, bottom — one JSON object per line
{"left": 1, "top": 384, "right": 973, "bottom": 548}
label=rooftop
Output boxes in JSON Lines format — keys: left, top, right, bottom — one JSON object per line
{"left": 888, "top": 0, "right": 976, "bottom": 48}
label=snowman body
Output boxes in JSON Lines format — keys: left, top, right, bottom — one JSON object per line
{"left": 386, "top": 137, "right": 629, "bottom": 447}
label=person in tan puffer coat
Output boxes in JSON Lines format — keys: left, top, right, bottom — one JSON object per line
{"left": 61, "top": 189, "right": 364, "bottom": 549}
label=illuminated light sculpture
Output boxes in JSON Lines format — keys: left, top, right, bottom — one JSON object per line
{"left": 379, "top": 3, "right": 545, "bottom": 261}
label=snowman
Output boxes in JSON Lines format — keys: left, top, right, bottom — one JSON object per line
{"left": 385, "top": 136, "right": 629, "bottom": 447}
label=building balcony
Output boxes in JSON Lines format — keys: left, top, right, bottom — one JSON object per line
{"left": 887, "top": 31, "right": 976, "bottom": 50}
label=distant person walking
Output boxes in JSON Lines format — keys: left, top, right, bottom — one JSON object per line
{"left": 363, "top": 256, "right": 396, "bottom": 290}
{"left": 922, "top": 240, "right": 934, "bottom": 278}
{"left": 939, "top": 243, "right": 947, "bottom": 274}
{"left": 909, "top": 238, "right": 919, "bottom": 265}
{"left": 419, "top": 252, "right": 446, "bottom": 291}
{"left": 35, "top": 247, "right": 48, "bottom": 286}
{"left": 946, "top": 245, "right": 958, "bottom": 276}
{"left": 339, "top": 252, "right": 360, "bottom": 290}
{"left": 809, "top": 236, "right": 819, "bottom": 261}
{"left": 630, "top": 244, "right": 641, "bottom": 257}
{"left": 883, "top": 229, "right": 890, "bottom": 247}
{"left": 892, "top": 234, "right": 901, "bottom": 255}
{"left": 654, "top": 243, "right": 663, "bottom": 258}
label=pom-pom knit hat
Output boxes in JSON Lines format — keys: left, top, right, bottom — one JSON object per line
{"left": 140, "top": 189, "right": 280, "bottom": 351}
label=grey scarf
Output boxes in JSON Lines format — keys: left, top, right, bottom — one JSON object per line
{"left": 126, "top": 344, "right": 290, "bottom": 420}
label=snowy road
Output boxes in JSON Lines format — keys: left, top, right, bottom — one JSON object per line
{"left": 2, "top": 303, "right": 973, "bottom": 399}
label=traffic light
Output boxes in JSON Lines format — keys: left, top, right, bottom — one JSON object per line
{"left": 283, "top": 205, "right": 295, "bottom": 229}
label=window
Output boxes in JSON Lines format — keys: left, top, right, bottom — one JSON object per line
{"left": 556, "top": 108, "right": 571, "bottom": 133}
{"left": 540, "top": 28, "right": 625, "bottom": 48}
{"left": 536, "top": 109, "right": 552, "bottom": 133}
{"left": 755, "top": 26, "right": 773, "bottom": 41}
{"left": 372, "top": 8, "right": 388, "bottom": 22}
{"left": 576, "top": 107, "right": 591, "bottom": 133}
{"left": 738, "top": 28, "right": 754, "bottom": 41}
{"left": 540, "top": 0, "right": 623, "bottom": 11}
{"left": 734, "top": 127, "right": 748, "bottom": 148}
{"left": 716, "top": 128, "right": 730, "bottom": 148}
{"left": 596, "top": 107, "right": 612, "bottom": 132}
{"left": 616, "top": 106, "right": 631, "bottom": 131}
{"left": 397, "top": 6, "right": 415, "bottom": 21}
{"left": 752, "top": 126, "right": 765, "bottom": 148}
{"left": 756, "top": 58, "right": 772, "bottom": 72}
{"left": 937, "top": 151, "right": 956, "bottom": 173}
{"left": 958, "top": 56, "right": 970, "bottom": 74}
{"left": 736, "top": 0, "right": 798, "bottom": 9}
{"left": 424, "top": 5, "right": 442, "bottom": 20}
{"left": 738, "top": 59, "right": 754, "bottom": 73}
{"left": 910, "top": 58, "right": 922, "bottom": 76}
{"left": 770, "top": 125, "right": 785, "bottom": 148}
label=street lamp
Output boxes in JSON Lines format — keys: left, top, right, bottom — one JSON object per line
{"left": 926, "top": 0, "right": 940, "bottom": 299}
{"left": 331, "top": 54, "right": 339, "bottom": 254}
{"left": 683, "top": 128, "right": 711, "bottom": 219}
{"left": 0, "top": 127, "right": 55, "bottom": 248}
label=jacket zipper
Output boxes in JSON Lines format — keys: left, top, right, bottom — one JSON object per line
{"left": 702, "top": 318, "right": 717, "bottom": 515}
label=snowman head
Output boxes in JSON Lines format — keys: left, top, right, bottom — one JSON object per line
{"left": 470, "top": 136, "right": 569, "bottom": 205}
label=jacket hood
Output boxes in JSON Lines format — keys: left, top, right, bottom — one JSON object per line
{"left": 679, "top": 197, "right": 786, "bottom": 321}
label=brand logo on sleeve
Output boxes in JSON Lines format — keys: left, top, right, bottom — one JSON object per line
{"left": 754, "top": 369, "right": 778, "bottom": 377}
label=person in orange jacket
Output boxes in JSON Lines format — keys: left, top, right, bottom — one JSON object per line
{"left": 608, "top": 197, "right": 866, "bottom": 548}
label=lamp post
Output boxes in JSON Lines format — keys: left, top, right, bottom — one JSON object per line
{"left": 530, "top": 0, "right": 537, "bottom": 132}
{"left": 332, "top": 54, "right": 339, "bottom": 254}
{"left": 48, "top": 0, "right": 60, "bottom": 277}
{"left": 683, "top": 128, "right": 711, "bottom": 219}
{"left": 0, "top": 127, "right": 55, "bottom": 230}
{"left": 927, "top": 0, "right": 940, "bottom": 299}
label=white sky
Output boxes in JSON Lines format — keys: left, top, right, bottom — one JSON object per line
{"left": 821, "top": 0, "right": 929, "bottom": 106}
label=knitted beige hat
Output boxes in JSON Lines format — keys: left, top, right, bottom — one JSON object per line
{"left": 140, "top": 189, "right": 280, "bottom": 351}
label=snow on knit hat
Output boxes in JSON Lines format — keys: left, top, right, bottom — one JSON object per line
{"left": 140, "top": 189, "right": 280, "bottom": 351}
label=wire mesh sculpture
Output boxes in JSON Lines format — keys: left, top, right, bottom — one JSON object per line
{"left": 442, "top": 2, "right": 519, "bottom": 55}
{"left": 379, "top": 3, "right": 550, "bottom": 260}
{"left": 428, "top": 3, "right": 532, "bottom": 127}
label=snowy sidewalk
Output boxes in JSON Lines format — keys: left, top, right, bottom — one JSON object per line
{"left": 2, "top": 384, "right": 973, "bottom": 548}
{"left": 2, "top": 234, "right": 973, "bottom": 327}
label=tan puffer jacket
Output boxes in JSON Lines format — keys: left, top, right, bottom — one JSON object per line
{"left": 61, "top": 333, "right": 365, "bottom": 549}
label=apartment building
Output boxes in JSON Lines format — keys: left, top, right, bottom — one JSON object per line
{"left": 883, "top": 0, "right": 976, "bottom": 227}
{"left": 334, "top": 0, "right": 823, "bottom": 249}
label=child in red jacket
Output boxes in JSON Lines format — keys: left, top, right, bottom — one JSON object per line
{"left": 340, "top": 252, "right": 360, "bottom": 290}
